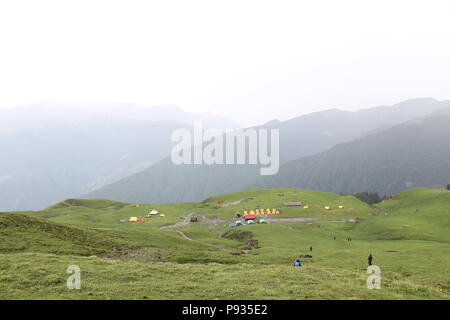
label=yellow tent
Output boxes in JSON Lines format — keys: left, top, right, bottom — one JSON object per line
{"left": 250, "top": 210, "right": 255, "bottom": 215}
{"left": 304, "top": 205, "right": 310, "bottom": 209}
{"left": 338, "top": 205, "right": 345, "bottom": 209}
{"left": 129, "top": 217, "right": 138, "bottom": 222}
{"left": 159, "top": 214, "right": 165, "bottom": 217}
{"left": 324, "top": 206, "right": 331, "bottom": 210}
{"left": 275, "top": 210, "right": 280, "bottom": 214}
{"left": 244, "top": 210, "right": 248, "bottom": 215}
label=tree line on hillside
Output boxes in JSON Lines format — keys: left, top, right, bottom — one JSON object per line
{"left": 352, "top": 192, "right": 387, "bottom": 205}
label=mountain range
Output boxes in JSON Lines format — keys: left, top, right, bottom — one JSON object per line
{"left": 3, "top": 97, "right": 450, "bottom": 211}
{"left": 0, "top": 101, "right": 239, "bottom": 211}
{"left": 86, "top": 98, "right": 450, "bottom": 204}
{"left": 252, "top": 106, "right": 450, "bottom": 195}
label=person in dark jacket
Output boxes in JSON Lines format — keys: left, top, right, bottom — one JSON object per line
{"left": 368, "top": 254, "right": 373, "bottom": 266}
{"left": 293, "top": 259, "right": 302, "bottom": 267}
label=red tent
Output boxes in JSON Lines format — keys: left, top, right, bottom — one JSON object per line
{"left": 244, "top": 214, "right": 256, "bottom": 220}
{"left": 138, "top": 219, "right": 145, "bottom": 223}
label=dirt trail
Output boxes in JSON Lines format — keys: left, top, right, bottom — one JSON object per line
{"left": 160, "top": 211, "right": 228, "bottom": 251}
{"left": 160, "top": 212, "right": 195, "bottom": 230}
{"left": 266, "top": 217, "right": 319, "bottom": 222}
{"left": 176, "top": 230, "right": 193, "bottom": 241}
{"left": 265, "top": 217, "right": 358, "bottom": 223}
{"left": 220, "top": 198, "right": 253, "bottom": 207}
{"left": 175, "top": 229, "right": 227, "bottom": 251}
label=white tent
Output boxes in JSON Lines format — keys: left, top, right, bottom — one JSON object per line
{"left": 149, "top": 210, "right": 159, "bottom": 215}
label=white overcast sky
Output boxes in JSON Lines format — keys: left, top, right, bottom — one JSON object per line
{"left": 1, "top": 0, "right": 449, "bottom": 126}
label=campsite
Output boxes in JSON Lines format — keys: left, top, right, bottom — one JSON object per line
{"left": 0, "top": 187, "right": 449, "bottom": 299}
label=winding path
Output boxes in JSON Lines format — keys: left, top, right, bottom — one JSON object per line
{"left": 160, "top": 211, "right": 228, "bottom": 251}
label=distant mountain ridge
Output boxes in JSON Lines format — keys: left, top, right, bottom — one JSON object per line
{"left": 0, "top": 101, "right": 240, "bottom": 131}
{"left": 251, "top": 106, "right": 450, "bottom": 195}
{"left": 86, "top": 98, "right": 449, "bottom": 204}
{"left": 0, "top": 101, "right": 239, "bottom": 211}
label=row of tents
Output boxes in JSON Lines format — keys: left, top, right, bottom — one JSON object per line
{"left": 128, "top": 210, "right": 165, "bottom": 222}
{"left": 235, "top": 219, "right": 268, "bottom": 227}
{"left": 324, "top": 205, "right": 345, "bottom": 210}
{"left": 238, "top": 208, "right": 281, "bottom": 216}
{"left": 282, "top": 200, "right": 347, "bottom": 210}
{"left": 284, "top": 203, "right": 345, "bottom": 210}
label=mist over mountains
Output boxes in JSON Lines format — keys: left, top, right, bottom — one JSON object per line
{"left": 2, "top": 97, "right": 450, "bottom": 211}
{"left": 252, "top": 106, "right": 450, "bottom": 195}
{"left": 86, "top": 98, "right": 450, "bottom": 204}
{"left": 0, "top": 101, "right": 239, "bottom": 211}
{"left": 0, "top": 101, "right": 240, "bottom": 131}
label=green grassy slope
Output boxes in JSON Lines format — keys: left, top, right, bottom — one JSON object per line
{"left": 0, "top": 213, "right": 134, "bottom": 256}
{"left": 354, "top": 188, "right": 450, "bottom": 241}
{"left": 1, "top": 187, "right": 449, "bottom": 299}
{"left": 202, "top": 188, "right": 372, "bottom": 219}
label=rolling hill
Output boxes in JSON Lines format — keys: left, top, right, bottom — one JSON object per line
{"left": 0, "top": 213, "right": 134, "bottom": 256}
{"left": 1, "top": 187, "right": 449, "bottom": 299}
{"left": 354, "top": 188, "right": 450, "bottom": 242}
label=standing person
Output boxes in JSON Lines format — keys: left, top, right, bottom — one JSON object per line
{"left": 368, "top": 254, "right": 373, "bottom": 266}
{"left": 334, "top": 236, "right": 336, "bottom": 240}
{"left": 310, "top": 246, "right": 313, "bottom": 252}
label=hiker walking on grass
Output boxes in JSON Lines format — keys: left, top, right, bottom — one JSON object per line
{"left": 368, "top": 254, "right": 373, "bottom": 266}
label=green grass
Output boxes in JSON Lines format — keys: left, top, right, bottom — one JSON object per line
{"left": 0, "top": 252, "right": 447, "bottom": 300}
{"left": 0, "top": 213, "right": 135, "bottom": 256}
{"left": 354, "top": 188, "right": 450, "bottom": 241}
{"left": 0, "top": 188, "right": 449, "bottom": 299}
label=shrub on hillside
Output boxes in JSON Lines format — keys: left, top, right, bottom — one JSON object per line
{"left": 353, "top": 191, "right": 384, "bottom": 205}
{"left": 222, "top": 229, "right": 253, "bottom": 242}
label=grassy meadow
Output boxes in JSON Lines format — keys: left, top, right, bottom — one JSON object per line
{"left": 0, "top": 188, "right": 449, "bottom": 299}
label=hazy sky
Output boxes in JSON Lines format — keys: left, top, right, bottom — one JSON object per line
{"left": 1, "top": 0, "right": 450, "bottom": 126}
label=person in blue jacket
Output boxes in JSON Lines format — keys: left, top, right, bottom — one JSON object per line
{"left": 293, "top": 259, "right": 302, "bottom": 267}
